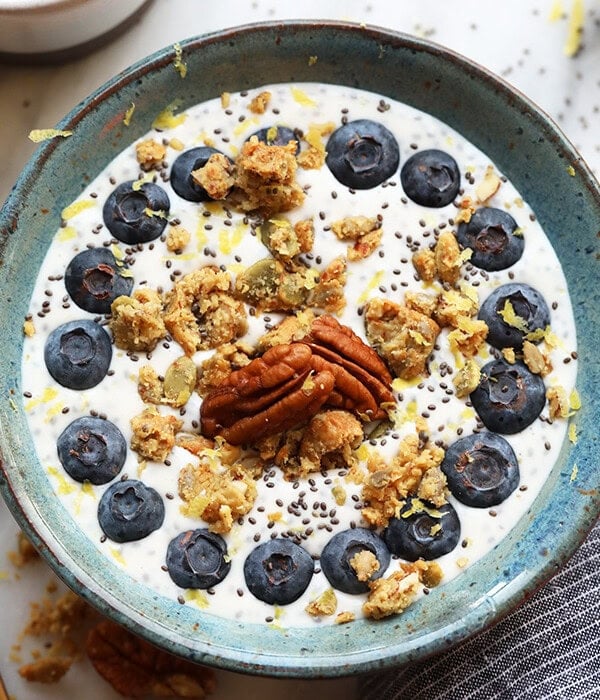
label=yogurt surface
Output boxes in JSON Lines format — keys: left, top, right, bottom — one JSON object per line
{"left": 21, "top": 82, "right": 578, "bottom": 627}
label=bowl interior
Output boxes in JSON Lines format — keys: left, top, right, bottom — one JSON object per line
{"left": 0, "top": 21, "right": 599, "bottom": 677}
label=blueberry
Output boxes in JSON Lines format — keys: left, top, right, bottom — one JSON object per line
{"left": 478, "top": 283, "right": 551, "bottom": 350}
{"left": 248, "top": 125, "right": 300, "bottom": 154}
{"left": 320, "top": 527, "right": 390, "bottom": 594}
{"left": 170, "top": 147, "right": 233, "bottom": 201}
{"left": 98, "top": 479, "right": 164, "bottom": 543}
{"left": 325, "top": 119, "right": 400, "bottom": 189}
{"left": 44, "top": 319, "right": 112, "bottom": 390}
{"left": 400, "top": 149, "right": 461, "bottom": 207}
{"left": 470, "top": 359, "right": 546, "bottom": 434}
{"left": 383, "top": 497, "right": 461, "bottom": 561}
{"left": 441, "top": 432, "right": 520, "bottom": 507}
{"left": 243, "top": 538, "right": 314, "bottom": 605}
{"left": 166, "top": 529, "right": 231, "bottom": 589}
{"left": 64, "top": 248, "right": 133, "bottom": 314}
{"left": 57, "top": 416, "right": 127, "bottom": 485}
{"left": 456, "top": 207, "right": 524, "bottom": 271}
{"left": 102, "top": 180, "right": 170, "bottom": 244}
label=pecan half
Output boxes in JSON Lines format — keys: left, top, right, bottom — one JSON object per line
{"left": 200, "top": 343, "right": 335, "bottom": 445}
{"left": 303, "top": 315, "right": 394, "bottom": 419}
{"left": 86, "top": 620, "right": 216, "bottom": 698}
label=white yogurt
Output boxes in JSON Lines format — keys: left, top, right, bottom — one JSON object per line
{"left": 21, "top": 83, "right": 577, "bottom": 626}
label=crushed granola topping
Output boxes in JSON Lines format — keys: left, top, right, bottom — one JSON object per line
{"left": 260, "top": 217, "right": 314, "bottom": 262}
{"left": 230, "top": 136, "right": 304, "bottom": 216}
{"left": 166, "top": 224, "right": 191, "bottom": 253}
{"left": 196, "top": 342, "right": 253, "bottom": 397}
{"left": 110, "top": 288, "right": 167, "bottom": 352}
{"left": 305, "top": 588, "right": 338, "bottom": 617}
{"left": 363, "top": 570, "right": 420, "bottom": 620}
{"left": 296, "top": 121, "right": 336, "bottom": 170}
{"left": 163, "top": 266, "right": 248, "bottom": 355}
{"left": 350, "top": 549, "right": 380, "bottom": 582}
{"left": 178, "top": 455, "right": 257, "bottom": 533}
{"left": 547, "top": 385, "right": 570, "bottom": 420}
{"left": 364, "top": 297, "right": 440, "bottom": 379}
{"left": 475, "top": 165, "right": 502, "bottom": 203}
{"left": 130, "top": 407, "right": 183, "bottom": 462}
{"left": 135, "top": 139, "right": 167, "bottom": 171}
{"left": 295, "top": 409, "right": 363, "bottom": 478}
{"left": 248, "top": 90, "right": 272, "bottom": 114}
{"left": 361, "top": 430, "right": 445, "bottom": 528}
{"left": 331, "top": 215, "right": 383, "bottom": 261}
{"left": 192, "top": 152, "right": 235, "bottom": 200}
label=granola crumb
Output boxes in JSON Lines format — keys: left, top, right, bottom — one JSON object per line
{"left": 363, "top": 570, "right": 420, "bottom": 619}
{"left": 361, "top": 430, "right": 445, "bottom": 527}
{"left": 8, "top": 531, "right": 39, "bottom": 567}
{"left": 130, "top": 407, "right": 183, "bottom": 462}
{"left": 334, "top": 611, "right": 356, "bottom": 624}
{"left": 331, "top": 215, "right": 383, "bottom": 261}
{"left": 166, "top": 224, "right": 191, "bottom": 253}
{"left": 350, "top": 549, "right": 380, "bottom": 582}
{"left": 135, "top": 138, "right": 167, "bottom": 171}
{"left": 260, "top": 217, "right": 314, "bottom": 262}
{"left": 434, "top": 230, "right": 462, "bottom": 285}
{"left": 18, "top": 655, "right": 73, "bottom": 684}
{"left": 196, "top": 342, "right": 252, "bottom": 397}
{"left": 178, "top": 456, "right": 257, "bottom": 533}
{"left": 23, "top": 319, "right": 36, "bottom": 336}
{"left": 192, "top": 152, "right": 235, "bottom": 200}
{"left": 163, "top": 266, "right": 248, "bottom": 355}
{"left": 453, "top": 359, "right": 481, "bottom": 398}
{"left": 416, "top": 466, "right": 448, "bottom": 507}
{"left": 305, "top": 588, "right": 338, "bottom": 617}
{"left": 110, "top": 288, "right": 167, "bottom": 352}
{"left": 412, "top": 248, "right": 436, "bottom": 282}
{"left": 523, "top": 339, "right": 553, "bottom": 376}
{"left": 547, "top": 385, "right": 570, "bottom": 420}
{"left": 364, "top": 297, "right": 440, "bottom": 380}
{"left": 248, "top": 90, "right": 271, "bottom": 114}
{"left": 476, "top": 165, "right": 502, "bottom": 203}
{"left": 297, "top": 122, "right": 335, "bottom": 170}
{"left": 230, "top": 136, "right": 305, "bottom": 216}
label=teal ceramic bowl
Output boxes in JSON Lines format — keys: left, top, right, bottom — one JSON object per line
{"left": 0, "top": 21, "right": 599, "bottom": 677}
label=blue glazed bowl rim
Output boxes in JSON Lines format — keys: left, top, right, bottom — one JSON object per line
{"left": 0, "top": 20, "right": 599, "bottom": 678}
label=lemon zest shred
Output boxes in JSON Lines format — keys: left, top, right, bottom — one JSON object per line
{"left": 61, "top": 199, "right": 95, "bottom": 221}
{"left": 564, "top": 0, "right": 585, "bottom": 57}
{"left": 568, "top": 423, "right": 578, "bottom": 444}
{"left": 570, "top": 463, "right": 578, "bottom": 482}
{"left": 28, "top": 129, "right": 72, "bottom": 143}
{"left": 123, "top": 102, "right": 135, "bottom": 126}
{"left": 173, "top": 42, "right": 188, "bottom": 78}
{"left": 290, "top": 86, "right": 317, "bottom": 107}
{"left": 498, "top": 300, "right": 529, "bottom": 332}
{"left": 152, "top": 102, "right": 187, "bottom": 130}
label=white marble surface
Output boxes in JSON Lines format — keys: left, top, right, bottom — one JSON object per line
{"left": 0, "top": 1, "right": 598, "bottom": 698}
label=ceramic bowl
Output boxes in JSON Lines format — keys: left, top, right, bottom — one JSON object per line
{"left": 0, "top": 21, "right": 599, "bottom": 677}
{"left": 0, "top": 0, "right": 152, "bottom": 63}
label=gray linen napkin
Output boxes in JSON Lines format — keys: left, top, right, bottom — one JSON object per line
{"left": 359, "top": 519, "right": 600, "bottom": 700}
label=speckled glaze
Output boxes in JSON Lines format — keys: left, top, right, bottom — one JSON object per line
{"left": 0, "top": 21, "right": 598, "bottom": 677}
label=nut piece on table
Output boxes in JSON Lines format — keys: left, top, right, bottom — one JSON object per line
{"left": 86, "top": 619, "right": 216, "bottom": 698}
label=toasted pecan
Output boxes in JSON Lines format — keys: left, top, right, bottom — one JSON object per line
{"left": 200, "top": 343, "right": 334, "bottom": 445}
{"left": 303, "top": 315, "right": 394, "bottom": 419}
